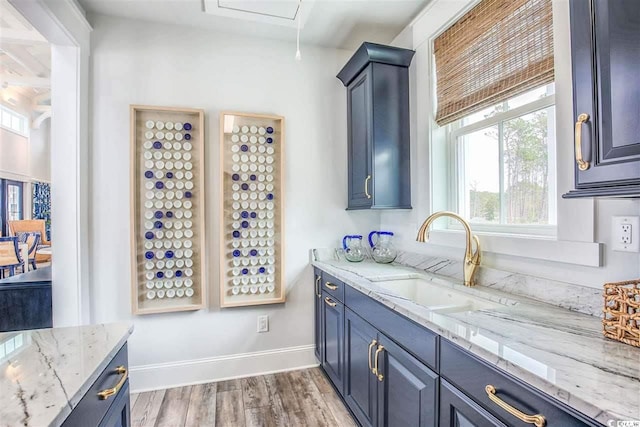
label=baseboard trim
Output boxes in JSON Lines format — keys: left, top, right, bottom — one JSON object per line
{"left": 129, "top": 344, "right": 319, "bottom": 393}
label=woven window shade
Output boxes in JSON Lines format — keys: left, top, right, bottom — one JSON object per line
{"left": 434, "top": 0, "right": 554, "bottom": 126}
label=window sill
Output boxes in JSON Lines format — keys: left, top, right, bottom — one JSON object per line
{"left": 427, "top": 229, "right": 602, "bottom": 267}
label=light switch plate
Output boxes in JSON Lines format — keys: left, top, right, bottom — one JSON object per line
{"left": 612, "top": 216, "right": 640, "bottom": 252}
{"left": 257, "top": 315, "right": 269, "bottom": 333}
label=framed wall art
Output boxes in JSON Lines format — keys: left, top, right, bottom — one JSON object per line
{"left": 130, "top": 105, "right": 206, "bottom": 314}
{"left": 219, "top": 112, "right": 285, "bottom": 307}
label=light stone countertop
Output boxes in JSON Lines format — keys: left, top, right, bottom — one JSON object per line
{"left": 0, "top": 323, "right": 133, "bottom": 427}
{"left": 312, "top": 256, "right": 640, "bottom": 425}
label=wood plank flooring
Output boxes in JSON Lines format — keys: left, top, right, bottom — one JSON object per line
{"left": 130, "top": 368, "right": 357, "bottom": 427}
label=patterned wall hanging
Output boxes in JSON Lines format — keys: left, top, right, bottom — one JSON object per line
{"left": 32, "top": 181, "right": 51, "bottom": 241}
{"left": 130, "top": 105, "right": 206, "bottom": 314}
{"left": 219, "top": 112, "right": 285, "bottom": 307}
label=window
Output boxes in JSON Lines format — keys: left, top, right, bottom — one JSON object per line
{"left": 0, "top": 179, "right": 24, "bottom": 236}
{"left": 449, "top": 84, "right": 556, "bottom": 235}
{"left": 433, "top": 0, "right": 555, "bottom": 236}
{"left": 0, "top": 105, "right": 28, "bottom": 136}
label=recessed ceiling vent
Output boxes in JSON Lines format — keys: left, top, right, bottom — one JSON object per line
{"left": 202, "top": 0, "right": 315, "bottom": 28}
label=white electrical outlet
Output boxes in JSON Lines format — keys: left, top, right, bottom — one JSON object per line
{"left": 612, "top": 216, "right": 640, "bottom": 252}
{"left": 257, "top": 315, "right": 269, "bottom": 333}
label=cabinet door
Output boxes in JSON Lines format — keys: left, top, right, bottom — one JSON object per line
{"left": 347, "top": 65, "right": 373, "bottom": 209}
{"left": 376, "top": 336, "right": 439, "bottom": 427}
{"left": 344, "top": 308, "right": 379, "bottom": 427}
{"left": 98, "top": 381, "right": 131, "bottom": 427}
{"left": 314, "top": 270, "right": 323, "bottom": 363}
{"left": 322, "top": 290, "right": 344, "bottom": 393}
{"left": 440, "top": 380, "right": 506, "bottom": 427}
{"left": 570, "top": 0, "right": 640, "bottom": 189}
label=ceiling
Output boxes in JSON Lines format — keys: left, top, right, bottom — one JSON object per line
{"left": 77, "top": 0, "right": 428, "bottom": 50}
{"left": 0, "top": 0, "right": 51, "bottom": 125}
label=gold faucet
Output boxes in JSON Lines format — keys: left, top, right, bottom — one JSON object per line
{"left": 416, "top": 211, "right": 481, "bottom": 287}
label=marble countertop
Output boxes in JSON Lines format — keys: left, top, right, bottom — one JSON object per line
{"left": 0, "top": 323, "right": 133, "bottom": 427}
{"left": 312, "top": 257, "right": 640, "bottom": 425}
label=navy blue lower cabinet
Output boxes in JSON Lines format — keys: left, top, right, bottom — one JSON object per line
{"left": 63, "top": 344, "right": 130, "bottom": 427}
{"left": 314, "top": 268, "right": 603, "bottom": 427}
{"left": 322, "top": 290, "right": 344, "bottom": 394}
{"left": 344, "top": 307, "right": 438, "bottom": 427}
{"left": 377, "top": 335, "right": 438, "bottom": 427}
{"left": 99, "top": 381, "right": 131, "bottom": 427}
{"left": 314, "top": 269, "right": 323, "bottom": 362}
{"left": 344, "top": 308, "right": 379, "bottom": 427}
{"left": 344, "top": 285, "right": 438, "bottom": 371}
{"left": 440, "top": 379, "right": 506, "bottom": 427}
{"left": 440, "top": 340, "right": 602, "bottom": 427}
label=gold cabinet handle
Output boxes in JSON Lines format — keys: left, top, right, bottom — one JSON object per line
{"left": 97, "top": 366, "right": 128, "bottom": 400}
{"left": 485, "top": 385, "right": 546, "bottom": 427}
{"left": 315, "top": 275, "right": 321, "bottom": 298}
{"left": 374, "top": 345, "right": 384, "bottom": 382}
{"left": 324, "top": 297, "right": 337, "bottom": 307}
{"left": 364, "top": 175, "right": 372, "bottom": 199}
{"left": 367, "top": 339, "right": 378, "bottom": 374}
{"left": 324, "top": 282, "right": 338, "bottom": 291}
{"left": 574, "top": 113, "right": 590, "bottom": 171}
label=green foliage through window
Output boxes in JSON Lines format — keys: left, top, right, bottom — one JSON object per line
{"left": 455, "top": 85, "right": 556, "bottom": 228}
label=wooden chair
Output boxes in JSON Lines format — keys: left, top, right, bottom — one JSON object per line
{"left": 8, "top": 220, "right": 51, "bottom": 263}
{"left": 0, "top": 237, "right": 23, "bottom": 278}
{"left": 24, "top": 232, "right": 41, "bottom": 271}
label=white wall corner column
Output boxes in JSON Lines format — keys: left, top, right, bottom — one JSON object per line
{"left": 9, "top": 0, "right": 92, "bottom": 326}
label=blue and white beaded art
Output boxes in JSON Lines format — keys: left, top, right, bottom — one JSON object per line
{"left": 131, "top": 105, "right": 206, "bottom": 314}
{"left": 220, "top": 112, "right": 285, "bottom": 307}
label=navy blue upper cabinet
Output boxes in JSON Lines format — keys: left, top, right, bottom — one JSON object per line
{"left": 337, "top": 42, "right": 415, "bottom": 209}
{"left": 564, "top": 0, "right": 640, "bottom": 198}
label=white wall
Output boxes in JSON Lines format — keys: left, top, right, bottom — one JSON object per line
{"left": 29, "top": 120, "right": 51, "bottom": 183}
{"left": 0, "top": 112, "right": 50, "bottom": 184}
{"left": 88, "top": 14, "right": 380, "bottom": 390}
{"left": 0, "top": 129, "right": 30, "bottom": 181}
{"left": 384, "top": 0, "right": 640, "bottom": 288}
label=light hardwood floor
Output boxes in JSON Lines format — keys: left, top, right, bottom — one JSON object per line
{"left": 130, "top": 367, "right": 357, "bottom": 427}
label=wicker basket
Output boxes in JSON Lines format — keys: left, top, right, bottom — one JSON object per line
{"left": 603, "top": 280, "right": 640, "bottom": 347}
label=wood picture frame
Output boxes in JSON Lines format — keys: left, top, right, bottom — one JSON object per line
{"left": 130, "top": 105, "right": 206, "bottom": 315}
{"left": 219, "top": 111, "right": 285, "bottom": 307}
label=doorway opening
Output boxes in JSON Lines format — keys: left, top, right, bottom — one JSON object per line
{"left": 1, "top": 0, "right": 90, "bottom": 327}
{"left": 0, "top": 0, "right": 52, "bottom": 282}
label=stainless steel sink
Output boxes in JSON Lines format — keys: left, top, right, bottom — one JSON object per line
{"left": 371, "top": 278, "right": 505, "bottom": 313}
